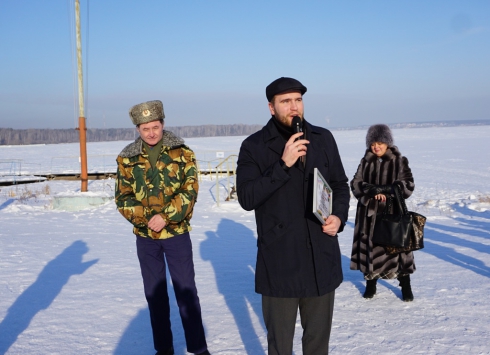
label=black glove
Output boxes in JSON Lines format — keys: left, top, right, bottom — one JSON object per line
{"left": 365, "top": 184, "right": 393, "bottom": 197}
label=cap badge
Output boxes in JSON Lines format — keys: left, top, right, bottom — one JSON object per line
{"left": 142, "top": 109, "right": 151, "bottom": 117}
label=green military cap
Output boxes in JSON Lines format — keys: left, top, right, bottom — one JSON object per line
{"left": 129, "top": 100, "right": 165, "bottom": 125}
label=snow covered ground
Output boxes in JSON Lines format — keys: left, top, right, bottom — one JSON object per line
{"left": 1, "top": 126, "right": 489, "bottom": 355}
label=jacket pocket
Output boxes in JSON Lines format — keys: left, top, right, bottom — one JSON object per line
{"left": 122, "top": 161, "right": 149, "bottom": 204}
{"left": 123, "top": 160, "right": 146, "bottom": 175}
{"left": 258, "top": 214, "right": 288, "bottom": 248}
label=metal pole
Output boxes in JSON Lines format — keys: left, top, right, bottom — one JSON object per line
{"left": 75, "top": 0, "right": 88, "bottom": 191}
{"left": 227, "top": 160, "right": 230, "bottom": 195}
{"left": 216, "top": 165, "right": 220, "bottom": 207}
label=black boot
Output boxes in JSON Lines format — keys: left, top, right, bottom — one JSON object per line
{"left": 398, "top": 275, "right": 414, "bottom": 302}
{"left": 363, "top": 279, "right": 377, "bottom": 298}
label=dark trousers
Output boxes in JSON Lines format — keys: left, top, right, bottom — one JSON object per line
{"left": 262, "top": 291, "right": 335, "bottom": 355}
{"left": 136, "top": 233, "right": 207, "bottom": 354}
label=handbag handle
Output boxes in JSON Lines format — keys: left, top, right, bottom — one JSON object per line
{"left": 393, "top": 184, "right": 409, "bottom": 215}
{"left": 380, "top": 184, "right": 408, "bottom": 216}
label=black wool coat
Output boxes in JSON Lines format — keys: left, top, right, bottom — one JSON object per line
{"left": 350, "top": 146, "right": 416, "bottom": 278}
{"left": 237, "top": 118, "right": 350, "bottom": 298}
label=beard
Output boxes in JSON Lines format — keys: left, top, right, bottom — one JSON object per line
{"left": 273, "top": 113, "right": 303, "bottom": 129}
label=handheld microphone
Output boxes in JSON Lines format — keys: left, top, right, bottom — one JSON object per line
{"left": 292, "top": 116, "right": 302, "bottom": 141}
{"left": 291, "top": 116, "right": 305, "bottom": 164}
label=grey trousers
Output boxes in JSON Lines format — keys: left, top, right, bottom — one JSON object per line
{"left": 262, "top": 291, "right": 335, "bottom": 355}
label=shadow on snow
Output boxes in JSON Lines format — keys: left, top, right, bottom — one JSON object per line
{"left": 0, "top": 198, "right": 15, "bottom": 211}
{"left": 421, "top": 204, "right": 490, "bottom": 278}
{"left": 114, "top": 259, "right": 194, "bottom": 354}
{"left": 0, "top": 240, "right": 98, "bottom": 354}
{"left": 201, "top": 218, "right": 266, "bottom": 355}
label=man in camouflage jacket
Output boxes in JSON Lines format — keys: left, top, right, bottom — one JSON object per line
{"left": 115, "top": 129, "right": 197, "bottom": 240}
{"left": 115, "top": 100, "right": 210, "bottom": 355}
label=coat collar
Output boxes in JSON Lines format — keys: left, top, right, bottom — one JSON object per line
{"left": 262, "top": 117, "right": 286, "bottom": 155}
{"left": 262, "top": 117, "right": 322, "bottom": 155}
{"left": 119, "top": 130, "right": 185, "bottom": 158}
{"left": 364, "top": 145, "right": 402, "bottom": 163}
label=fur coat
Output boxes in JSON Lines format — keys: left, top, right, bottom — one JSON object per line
{"left": 350, "top": 146, "right": 416, "bottom": 279}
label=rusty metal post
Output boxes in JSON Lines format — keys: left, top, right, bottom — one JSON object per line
{"left": 78, "top": 117, "right": 88, "bottom": 191}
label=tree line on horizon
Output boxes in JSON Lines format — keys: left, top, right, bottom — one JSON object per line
{"left": 1, "top": 119, "right": 489, "bottom": 145}
{"left": 0, "top": 124, "right": 264, "bottom": 145}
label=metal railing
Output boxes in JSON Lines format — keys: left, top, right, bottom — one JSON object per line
{"left": 0, "top": 160, "right": 46, "bottom": 185}
{"left": 1, "top": 153, "right": 240, "bottom": 205}
{"left": 214, "top": 154, "right": 238, "bottom": 206}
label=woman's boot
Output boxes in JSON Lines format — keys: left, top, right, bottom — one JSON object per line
{"left": 398, "top": 275, "right": 414, "bottom": 302}
{"left": 363, "top": 279, "right": 377, "bottom": 298}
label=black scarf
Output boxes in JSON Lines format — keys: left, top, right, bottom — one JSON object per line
{"left": 272, "top": 116, "right": 306, "bottom": 167}
{"left": 272, "top": 116, "right": 306, "bottom": 141}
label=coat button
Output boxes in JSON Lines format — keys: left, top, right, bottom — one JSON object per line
{"left": 278, "top": 224, "right": 283, "bottom": 229}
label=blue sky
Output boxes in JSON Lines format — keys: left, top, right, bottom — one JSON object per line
{"left": 1, "top": 0, "right": 489, "bottom": 129}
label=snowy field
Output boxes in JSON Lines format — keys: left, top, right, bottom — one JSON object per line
{"left": 1, "top": 126, "right": 489, "bottom": 355}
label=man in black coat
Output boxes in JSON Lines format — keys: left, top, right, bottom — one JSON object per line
{"left": 237, "top": 77, "right": 350, "bottom": 355}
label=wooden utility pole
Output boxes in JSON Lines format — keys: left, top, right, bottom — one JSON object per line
{"left": 75, "top": 0, "right": 88, "bottom": 192}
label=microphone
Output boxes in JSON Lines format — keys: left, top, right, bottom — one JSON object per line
{"left": 292, "top": 116, "right": 302, "bottom": 141}
{"left": 291, "top": 116, "right": 305, "bottom": 164}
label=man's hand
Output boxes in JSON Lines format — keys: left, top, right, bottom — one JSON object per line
{"left": 281, "top": 132, "right": 309, "bottom": 167}
{"left": 322, "top": 215, "right": 341, "bottom": 236}
{"left": 148, "top": 214, "right": 167, "bottom": 233}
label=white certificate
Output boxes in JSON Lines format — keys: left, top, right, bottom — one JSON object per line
{"left": 313, "top": 167, "right": 333, "bottom": 225}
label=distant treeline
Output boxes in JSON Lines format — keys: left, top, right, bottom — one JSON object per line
{"left": 0, "top": 124, "right": 264, "bottom": 145}
{"left": 2, "top": 120, "right": 489, "bottom": 145}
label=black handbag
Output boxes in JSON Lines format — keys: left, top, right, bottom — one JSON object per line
{"left": 373, "top": 185, "right": 426, "bottom": 255}
{"left": 372, "top": 187, "right": 413, "bottom": 248}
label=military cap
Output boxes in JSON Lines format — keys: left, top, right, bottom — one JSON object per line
{"left": 129, "top": 100, "right": 165, "bottom": 126}
{"left": 266, "top": 77, "right": 307, "bottom": 102}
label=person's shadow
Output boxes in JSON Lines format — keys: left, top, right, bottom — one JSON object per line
{"left": 200, "top": 218, "right": 266, "bottom": 355}
{"left": 114, "top": 272, "right": 186, "bottom": 355}
{"left": 423, "top": 225, "right": 490, "bottom": 278}
{"left": 114, "top": 308, "right": 155, "bottom": 355}
{"left": 0, "top": 240, "right": 98, "bottom": 354}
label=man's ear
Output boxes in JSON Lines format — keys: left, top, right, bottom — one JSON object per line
{"left": 268, "top": 101, "right": 275, "bottom": 116}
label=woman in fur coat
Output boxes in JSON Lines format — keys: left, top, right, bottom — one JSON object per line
{"left": 350, "top": 124, "right": 416, "bottom": 301}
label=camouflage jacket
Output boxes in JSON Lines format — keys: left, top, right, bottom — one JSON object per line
{"left": 115, "top": 131, "right": 198, "bottom": 239}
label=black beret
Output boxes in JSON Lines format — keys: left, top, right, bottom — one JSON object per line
{"left": 266, "top": 77, "right": 307, "bottom": 102}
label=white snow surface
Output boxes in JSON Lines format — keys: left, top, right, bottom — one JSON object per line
{"left": 1, "top": 126, "right": 489, "bottom": 355}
